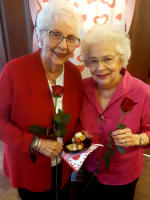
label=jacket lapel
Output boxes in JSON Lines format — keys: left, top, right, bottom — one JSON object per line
{"left": 83, "top": 71, "right": 138, "bottom": 113}
{"left": 106, "top": 71, "right": 137, "bottom": 110}
{"left": 34, "top": 50, "right": 55, "bottom": 116}
{"left": 63, "top": 62, "right": 74, "bottom": 114}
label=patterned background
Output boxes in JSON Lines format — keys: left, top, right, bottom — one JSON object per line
{"left": 29, "top": 0, "right": 136, "bottom": 78}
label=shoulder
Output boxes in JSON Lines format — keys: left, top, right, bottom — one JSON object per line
{"left": 125, "top": 71, "right": 150, "bottom": 96}
{"left": 9, "top": 52, "right": 36, "bottom": 65}
{"left": 2, "top": 52, "right": 37, "bottom": 74}
{"left": 132, "top": 76, "right": 150, "bottom": 94}
{"left": 82, "top": 77, "right": 95, "bottom": 89}
{"left": 65, "top": 61, "right": 82, "bottom": 80}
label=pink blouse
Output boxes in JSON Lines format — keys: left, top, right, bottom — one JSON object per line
{"left": 80, "top": 71, "right": 150, "bottom": 185}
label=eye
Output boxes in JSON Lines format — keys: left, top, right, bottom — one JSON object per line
{"left": 89, "top": 59, "right": 99, "bottom": 65}
{"left": 51, "top": 31, "right": 62, "bottom": 39}
{"left": 103, "top": 57, "right": 113, "bottom": 63}
{"left": 67, "top": 35, "right": 76, "bottom": 43}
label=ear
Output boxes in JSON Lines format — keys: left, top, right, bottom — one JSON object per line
{"left": 35, "top": 28, "right": 44, "bottom": 48}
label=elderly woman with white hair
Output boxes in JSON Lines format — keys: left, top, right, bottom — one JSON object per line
{"left": 0, "top": 0, "right": 82, "bottom": 199}
{"left": 79, "top": 24, "right": 150, "bottom": 200}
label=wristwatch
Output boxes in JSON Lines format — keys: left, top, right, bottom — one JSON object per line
{"left": 139, "top": 134, "right": 144, "bottom": 146}
{"left": 31, "top": 136, "right": 41, "bottom": 151}
{"left": 32, "top": 136, "right": 41, "bottom": 150}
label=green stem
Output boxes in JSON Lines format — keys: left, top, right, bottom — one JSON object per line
{"left": 117, "top": 112, "right": 126, "bottom": 128}
{"left": 54, "top": 97, "right": 58, "bottom": 133}
{"left": 54, "top": 97, "right": 58, "bottom": 112}
{"left": 56, "top": 155, "right": 58, "bottom": 200}
{"left": 84, "top": 175, "right": 95, "bottom": 192}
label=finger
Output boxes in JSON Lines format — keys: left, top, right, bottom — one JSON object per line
{"left": 39, "top": 149, "right": 51, "bottom": 157}
{"left": 112, "top": 128, "right": 129, "bottom": 136}
{"left": 81, "top": 130, "right": 93, "bottom": 138}
{"left": 112, "top": 134, "right": 127, "bottom": 142}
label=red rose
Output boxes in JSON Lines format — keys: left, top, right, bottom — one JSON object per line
{"left": 52, "top": 85, "right": 64, "bottom": 97}
{"left": 120, "top": 97, "right": 137, "bottom": 112}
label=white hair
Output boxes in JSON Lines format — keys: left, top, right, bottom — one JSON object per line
{"left": 35, "top": 0, "right": 82, "bottom": 39}
{"left": 81, "top": 24, "right": 131, "bottom": 68}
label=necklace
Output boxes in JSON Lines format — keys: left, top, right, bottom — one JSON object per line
{"left": 46, "top": 73, "right": 56, "bottom": 85}
{"left": 44, "top": 67, "right": 57, "bottom": 85}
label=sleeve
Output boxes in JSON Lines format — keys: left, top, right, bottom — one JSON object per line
{"left": 0, "top": 63, "right": 34, "bottom": 153}
{"left": 141, "top": 89, "right": 150, "bottom": 148}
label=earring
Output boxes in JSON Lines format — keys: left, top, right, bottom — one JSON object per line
{"left": 120, "top": 68, "right": 126, "bottom": 75}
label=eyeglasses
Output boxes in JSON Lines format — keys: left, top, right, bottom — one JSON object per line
{"left": 42, "top": 30, "right": 80, "bottom": 47}
{"left": 88, "top": 55, "right": 120, "bottom": 68}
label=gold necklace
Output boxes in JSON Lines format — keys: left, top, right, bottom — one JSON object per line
{"left": 46, "top": 73, "right": 56, "bottom": 85}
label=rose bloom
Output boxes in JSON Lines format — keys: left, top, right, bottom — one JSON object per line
{"left": 52, "top": 85, "right": 64, "bottom": 97}
{"left": 120, "top": 97, "right": 137, "bottom": 112}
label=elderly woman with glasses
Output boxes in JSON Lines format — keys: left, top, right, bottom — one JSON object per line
{"left": 0, "top": 0, "right": 82, "bottom": 199}
{"left": 79, "top": 24, "right": 150, "bottom": 200}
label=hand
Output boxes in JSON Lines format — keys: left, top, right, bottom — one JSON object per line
{"left": 81, "top": 129, "right": 93, "bottom": 139}
{"left": 38, "top": 139, "right": 63, "bottom": 158}
{"left": 111, "top": 128, "right": 140, "bottom": 147}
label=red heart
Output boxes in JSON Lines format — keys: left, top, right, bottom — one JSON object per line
{"left": 87, "top": 0, "right": 97, "bottom": 4}
{"left": 116, "top": 13, "right": 122, "bottom": 21}
{"left": 36, "top": 0, "right": 42, "bottom": 14}
{"left": 70, "top": 53, "right": 74, "bottom": 59}
{"left": 101, "top": 0, "right": 116, "bottom": 8}
{"left": 77, "top": 65, "right": 85, "bottom": 72}
{"left": 76, "top": 41, "right": 81, "bottom": 48}
{"left": 73, "top": 2, "right": 79, "bottom": 8}
{"left": 42, "top": 0, "right": 49, "bottom": 2}
{"left": 72, "top": 155, "right": 81, "bottom": 160}
{"left": 77, "top": 55, "right": 84, "bottom": 62}
{"left": 93, "top": 14, "right": 109, "bottom": 24}
{"left": 82, "top": 14, "right": 87, "bottom": 22}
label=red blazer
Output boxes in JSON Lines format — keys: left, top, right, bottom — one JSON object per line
{"left": 0, "top": 50, "right": 83, "bottom": 192}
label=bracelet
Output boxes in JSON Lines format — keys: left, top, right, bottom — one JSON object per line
{"left": 139, "top": 134, "right": 144, "bottom": 146}
{"left": 30, "top": 136, "right": 41, "bottom": 151}
{"left": 30, "top": 136, "right": 38, "bottom": 163}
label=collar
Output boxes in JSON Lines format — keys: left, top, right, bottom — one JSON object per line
{"left": 83, "top": 70, "right": 137, "bottom": 113}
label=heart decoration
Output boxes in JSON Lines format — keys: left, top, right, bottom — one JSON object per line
{"left": 87, "top": 0, "right": 97, "bottom": 4}
{"left": 70, "top": 53, "right": 74, "bottom": 59}
{"left": 93, "top": 14, "right": 109, "bottom": 24}
{"left": 116, "top": 13, "right": 122, "bottom": 21}
{"left": 76, "top": 41, "right": 81, "bottom": 48}
{"left": 72, "top": 155, "right": 81, "bottom": 160}
{"left": 37, "top": 0, "right": 42, "bottom": 13}
{"left": 82, "top": 14, "right": 87, "bottom": 22}
{"left": 73, "top": 2, "right": 79, "bottom": 8}
{"left": 77, "top": 55, "right": 84, "bottom": 62}
{"left": 101, "top": 0, "right": 116, "bottom": 8}
{"left": 77, "top": 65, "right": 85, "bottom": 72}
{"left": 42, "top": 0, "right": 49, "bottom": 2}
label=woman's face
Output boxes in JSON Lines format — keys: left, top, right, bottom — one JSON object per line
{"left": 88, "top": 42, "right": 123, "bottom": 90}
{"left": 41, "top": 20, "right": 78, "bottom": 70}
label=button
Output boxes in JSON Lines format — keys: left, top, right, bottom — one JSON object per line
{"left": 97, "top": 114, "right": 104, "bottom": 126}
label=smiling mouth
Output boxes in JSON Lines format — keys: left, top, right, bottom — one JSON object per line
{"left": 53, "top": 51, "right": 68, "bottom": 58}
{"left": 96, "top": 74, "right": 110, "bottom": 79}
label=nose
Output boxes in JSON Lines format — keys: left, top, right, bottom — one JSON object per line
{"left": 58, "top": 37, "right": 67, "bottom": 48}
{"left": 97, "top": 60, "right": 105, "bottom": 71}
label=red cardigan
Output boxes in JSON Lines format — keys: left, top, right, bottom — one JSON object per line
{"left": 0, "top": 50, "right": 83, "bottom": 192}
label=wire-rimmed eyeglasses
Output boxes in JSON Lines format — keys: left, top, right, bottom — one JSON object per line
{"left": 41, "top": 30, "right": 80, "bottom": 47}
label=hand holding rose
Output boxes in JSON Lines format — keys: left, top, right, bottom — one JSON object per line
{"left": 112, "top": 128, "right": 140, "bottom": 147}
